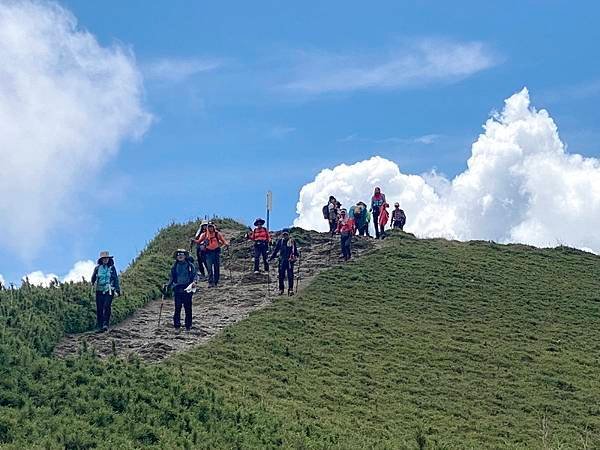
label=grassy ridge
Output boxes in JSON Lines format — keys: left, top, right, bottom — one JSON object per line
{"left": 1, "top": 222, "right": 599, "bottom": 448}
{"left": 169, "top": 232, "right": 600, "bottom": 448}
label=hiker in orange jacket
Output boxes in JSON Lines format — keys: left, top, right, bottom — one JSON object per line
{"left": 193, "top": 223, "right": 229, "bottom": 287}
{"left": 248, "top": 218, "right": 271, "bottom": 274}
{"left": 336, "top": 209, "right": 355, "bottom": 261}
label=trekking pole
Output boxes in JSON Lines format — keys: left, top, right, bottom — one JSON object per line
{"left": 295, "top": 257, "right": 301, "bottom": 294}
{"left": 157, "top": 285, "right": 166, "bottom": 328}
{"left": 227, "top": 245, "right": 233, "bottom": 284}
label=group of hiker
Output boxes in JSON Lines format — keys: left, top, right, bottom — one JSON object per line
{"left": 91, "top": 220, "right": 299, "bottom": 333}
{"left": 91, "top": 187, "right": 402, "bottom": 332}
{"left": 323, "top": 187, "right": 406, "bottom": 261}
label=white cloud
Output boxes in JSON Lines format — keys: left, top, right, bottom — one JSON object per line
{"left": 23, "top": 259, "right": 96, "bottom": 287}
{"left": 282, "top": 39, "right": 498, "bottom": 94}
{"left": 144, "top": 57, "right": 221, "bottom": 83}
{"left": 0, "top": 0, "right": 151, "bottom": 259}
{"left": 0, "top": 274, "right": 5, "bottom": 286}
{"left": 295, "top": 88, "right": 600, "bottom": 253}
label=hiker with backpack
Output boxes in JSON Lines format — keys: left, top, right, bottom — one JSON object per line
{"left": 391, "top": 203, "right": 406, "bottom": 230}
{"left": 191, "top": 221, "right": 209, "bottom": 279}
{"left": 370, "top": 187, "right": 387, "bottom": 239}
{"left": 349, "top": 202, "right": 369, "bottom": 236}
{"left": 248, "top": 218, "right": 270, "bottom": 274}
{"left": 193, "top": 222, "right": 228, "bottom": 287}
{"left": 379, "top": 202, "right": 390, "bottom": 239}
{"left": 165, "top": 249, "right": 197, "bottom": 331}
{"left": 323, "top": 196, "right": 339, "bottom": 236}
{"left": 269, "top": 228, "right": 299, "bottom": 296}
{"left": 91, "top": 251, "right": 121, "bottom": 332}
{"left": 336, "top": 209, "right": 356, "bottom": 261}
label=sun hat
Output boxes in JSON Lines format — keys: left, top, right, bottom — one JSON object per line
{"left": 173, "top": 248, "right": 189, "bottom": 258}
{"left": 97, "top": 251, "right": 113, "bottom": 264}
{"left": 254, "top": 218, "right": 266, "bottom": 227}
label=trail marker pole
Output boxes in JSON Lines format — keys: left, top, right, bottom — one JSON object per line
{"left": 266, "top": 191, "right": 273, "bottom": 231}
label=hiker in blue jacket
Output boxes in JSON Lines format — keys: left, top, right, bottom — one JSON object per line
{"left": 269, "top": 229, "right": 300, "bottom": 296}
{"left": 91, "top": 251, "right": 121, "bottom": 332}
{"left": 166, "top": 249, "right": 197, "bottom": 331}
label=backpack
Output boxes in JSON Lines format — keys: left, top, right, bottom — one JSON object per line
{"left": 322, "top": 205, "right": 329, "bottom": 220}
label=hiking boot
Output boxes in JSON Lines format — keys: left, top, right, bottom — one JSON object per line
{"left": 208, "top": 283, "right": 215, "bottom": 288}
{"left": 254, "top": 270, "right": 260, "bottom": 274}
{"left": 102, "top": 325, "right": 109, "bottom": 332}
{"left": 185, "top": 327, "right": 191, "bottom": 332}
{"left": 174, "top": 327, "right": 181, "bottom": 334}
{"left": 278, "top": 289, "right": 284, "bottom": 296}
{"left": 288, "top": 290, "right": 294, "bottom": 296}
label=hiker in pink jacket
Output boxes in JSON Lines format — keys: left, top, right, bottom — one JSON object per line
{"left": 378, "top": 203, "right": 390, "bottom": 239}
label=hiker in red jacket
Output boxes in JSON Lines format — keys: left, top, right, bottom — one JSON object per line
{"left": 336, "top": 209, "right": 356, "bottom": 261}
{"left": 248, "top": 218, "right": 271, "bottom": 274}
{"left": 378, "top": 202, "right": 390, "bottom": 239}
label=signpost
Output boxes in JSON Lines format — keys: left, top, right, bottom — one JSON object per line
{"left": 266, "top": 191, "right": 273, "bottom": 230}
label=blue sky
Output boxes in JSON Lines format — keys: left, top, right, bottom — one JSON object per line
{"left": 1, "top": 0, "right": 600, "bottom": 283}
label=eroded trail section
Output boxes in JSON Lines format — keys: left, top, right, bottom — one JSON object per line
{"left": 54, "top": 229, "right": 377, "bottom": 362}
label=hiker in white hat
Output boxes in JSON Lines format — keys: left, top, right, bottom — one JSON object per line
{"left": 91, "top": 251, "right": 121, "bottom": 332}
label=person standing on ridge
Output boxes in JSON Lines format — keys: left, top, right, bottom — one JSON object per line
{"left": 336, "top": 209, "right": 356, "bottom": 261}
{"left": 391, "top": 203, "right": 406, "bottom": 230}
{"left": 192, "top": 221, "right": 209, "bottom": 279}
{"left": 370, "top": 187, "right": 387, "bottom": 239}
{"left": 193, "top": 222, "right": 228, "bottom": 287}
{"left": 349, "top": 202, "right": 369, "bottom": 236}
{"left": 325, "top": 196, "right": 339, "bottom": 236}
{"left": 248, "top": 218, "right": 270, "bottom": 274}
{"left": 166, "top": 249, "right": 197, "bottom": 332}
{"left": 91, "top": 251, "right": 121, "bottom": 332}
{"left": 269, "top": 228, "right": 300, "bottom": 296}
{"left": 379, "top": 202, "right": 390, "bottom": 239}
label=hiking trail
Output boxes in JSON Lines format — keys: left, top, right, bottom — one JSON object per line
{"left": 54, "top": 228, "right": 379, "bottom": 362}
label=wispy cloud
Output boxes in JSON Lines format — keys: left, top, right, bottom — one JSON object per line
{"left": 541, "top": 79, "right": 600, "bottom": 103}
{"left": 268, "top": 125, "right": 296, "bottom": 139}
{"left": 281, "top": 38, "right": 499, "bottom": 95}
{"left": 144, "top": 57, "right": 222, "bottom": 83}
{"left": 338, "top": 133, "right": 442, "bottom": 145}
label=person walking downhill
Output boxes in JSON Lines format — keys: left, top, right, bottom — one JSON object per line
{"left": 336, "top": 209, "right": 356, "bottom": 261}
{"left": 379, "top": 202, "right": 390, "bottom": 239}
{"left": 349, "top": 202, "right": 369, "bottom": 236}
{"left": 391, "top": 203, "right": 406, "bottom": 230}
{"left": 370, "top": 187, "right": 387, "bottom": 239}
{"left": 193, "top": 222, "right": 228, "bottom": 287}
{"left": 269, "top": 228, "right": 299, "bottom": 296}
{"left": 192, "top": 221, "right": 209, "bottom": 280}
{"left": 166, "top": 249, "right": 197, "bottom": 332}
{"left": 91, "top": 251, "right": 121, "bottom": 332}
{"left": 248, "top": 218, "right": 270, "bottom": 274}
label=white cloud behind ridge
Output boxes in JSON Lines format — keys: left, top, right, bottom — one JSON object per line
{"left": 0, "top": 0, "right": 151, "bottom": 259}
{"left": 295, "top": 88, "right": 600, "bottom": 253}
{"left": 23, "top": 259, "right": 96, "bottom": 287}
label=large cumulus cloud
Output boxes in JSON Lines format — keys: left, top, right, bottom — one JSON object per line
{"left": 295, "top": 88, "right": 600, "bottom": 252}
{"left": 0, "top": 0, "right": 151, "bottom": 258}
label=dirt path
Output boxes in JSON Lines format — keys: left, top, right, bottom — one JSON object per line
{"left": 54, "top": 229, "right": 379, "bottom": 362}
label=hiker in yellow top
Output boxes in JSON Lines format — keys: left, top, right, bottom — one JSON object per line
{"left": 192, "top": 222, "right": 229, "bottom": 287}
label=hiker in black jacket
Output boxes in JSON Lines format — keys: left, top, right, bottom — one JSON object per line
{"left": 166, "top": 249, "right": 197, "bottom": 331}
{"left": 269, "top": 229, "right": 300, "bottom": 296}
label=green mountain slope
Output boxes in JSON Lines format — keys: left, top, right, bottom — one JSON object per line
{"left": 0, "top": 223, "right": 599, "bottom": 448}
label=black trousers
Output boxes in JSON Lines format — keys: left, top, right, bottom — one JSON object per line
{"left": 278, "top": 261, "right": 295, "bottom": 291}
{"left": 196, "top": 248, "right": 208, "bottom": 276}
{"left": 95, "top": 292, "right": 114, "bottom": 328}
{"left": 340, "top": 233, "right": 352, "bottom": 260}
{"left": 372, "top": 210, "right": 382, "bottom": 238}
{"left": 174, "top": 290, "right": 193, "bottom": 329}
{"left": 393, "top": 220, "right": 405, "bottom": 230}
{"left": 205, "top": 248, "right": 221, "bottom": 285}
{"left": 328, "top": 219, "right": 338, "bottom": 236}
{"left": 254, "top": 242, "right": 269, "bottom": 272}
